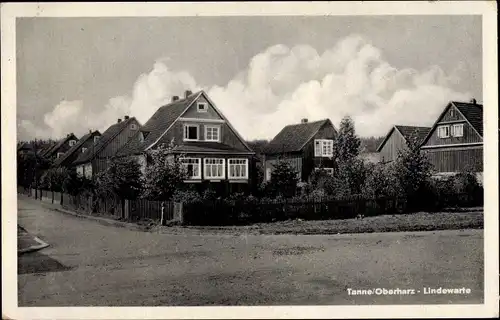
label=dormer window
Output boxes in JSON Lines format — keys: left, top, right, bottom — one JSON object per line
{"left": 184, "top": 124, "right": 199, "bottom": 141}
{"left": 94, "top": 136, "right": 100, "bottom": 143}
{"left": 197, "top": 102, "right": 208, "bottom": 113}
{"left": 81, "top": 147, "right": 87, "bottom": 153}
{"left": 69, "top": 140, "right": 76, "bottom": 146}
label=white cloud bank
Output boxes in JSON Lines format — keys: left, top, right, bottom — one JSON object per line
{"left": 20, "top": 35, "right": 472, "bottom": 141}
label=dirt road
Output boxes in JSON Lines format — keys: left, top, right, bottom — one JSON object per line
{"left": 18, "top": 196, "right": 483, "bottom": 306}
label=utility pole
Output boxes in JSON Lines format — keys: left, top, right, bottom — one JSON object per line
{"left": 33, "top": 138, "right": 38, "bottom": 199}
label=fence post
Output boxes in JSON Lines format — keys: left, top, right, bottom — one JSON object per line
{"left": 51, "top": 191, "right": 54, "bottom": 204}
{"left": 160, "top": 202, "right": 166, "bottom": 226}
{"left": 124, "top": 200, "right": 130, "bottom": 220}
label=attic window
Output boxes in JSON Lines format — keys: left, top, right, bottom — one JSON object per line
{"left": 130, "top": 123, "right": 138, "bottom": 130}
{"left": 94, "top": 136, "right": 100, "bottom": 143}
{"left": 69, "top": 140, "right": 76, "bottom": 146}
{"left": 197, "top": 102, "right": 208, "bottom": 113}
{"left": 82, "top": 147, "right": 87, "bottom": 153}
{"left": 57, "top": 152, "right": 64, "bottom": 158}
{"left": 184, "top": 124, "right": 199, "bottom": 141}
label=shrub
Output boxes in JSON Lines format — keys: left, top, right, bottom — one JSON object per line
{"left": 267, "top": 159, "right": 299, "bottom": 198}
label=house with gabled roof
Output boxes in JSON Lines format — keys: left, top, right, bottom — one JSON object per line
{"left": 72, "top": 116, "right": 141, "bottom": 178}
{"left": 52, "top": 130, "right": 101, "bottom": 169}
{"left": 376, "top": 125, "right": 431, "bottom": 164}
{"left": 419, "top": 99, "right": 483, "bottom": 181}
{"left": 262, "top": 118, "right": 337, "bottom": 183}
{"left": 40, "top": 133, "right": 79, "bottom": 161}
{"left": 116, "top": 90, "right": 256, "bottom": 195}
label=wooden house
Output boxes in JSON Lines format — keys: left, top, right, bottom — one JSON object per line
{"left": 116, "top": 90, "right": 256, "bottom": 195}
{"left": 39, "top": 133, "right": 79, "bottom": 161}
{"left": 52, "top": 130, "right": 101, "bottom": 169}
{"left": 419, "top": 99, "right": 483, "bottom": 181}
{"left": 73, "top": 116, "right": 141, "bottom": 178}
{"left": 262, "top": 119, "right": 337, "bottom": 183}
{"left": 377, "top": 125, "right": 431, "bottom": 164}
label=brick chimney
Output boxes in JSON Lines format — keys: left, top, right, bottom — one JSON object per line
{"left": 117, "top": 118, "right": 122, "bottom": 123}
{"left": 172, "top": 95, "right": 179, "bottom": 102}
{"left": 470, "top": 98, "right": 477, "bottom": 104}
{"left": 124, "top": 115, "right": 130, "bottom": 120}
{"left": 301, "top": 118, "right": 308, "bottom": 124}
{"left": 185, "top": 90, "right": 193, "bottom": 98}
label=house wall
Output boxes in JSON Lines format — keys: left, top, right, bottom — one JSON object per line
{"left": 423, "top": 105, "right": 482, "bottom": 147}
{"left": 378, "top": 129, "right": 407, "bottom": 164}
{"left": 181, "top": 95, "right": 220, "bottom": 120}
{"left": 302, "top": 123, "right": 337, "bottom": 180}
{"left": 423, "top": 146, "right": 483, "bottom": 173}
{"left": 263, "top": 153, "right": 303, "bottom": 182}
{"left": 100, "top": 119, "right": 141, "bottom": 158}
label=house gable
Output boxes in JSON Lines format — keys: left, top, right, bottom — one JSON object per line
{"left": 100, "top": 118, "right": 141, "bottom": 158}
{"left": 148, "top": 91, "right": 253, "bottom": 154}
{"left": 421, "top": 102, "right": 483, "bottom": 148}
{"left": 377, "top": 126, "right": 407, "bottom": 163}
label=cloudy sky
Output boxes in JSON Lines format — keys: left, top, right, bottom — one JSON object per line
{"left": 16, "top": 15, "right": 482, "bottom": 141}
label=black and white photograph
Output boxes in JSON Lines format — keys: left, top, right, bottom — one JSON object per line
{"left": 2, "top": 2, "right": 498, "bottom": 319}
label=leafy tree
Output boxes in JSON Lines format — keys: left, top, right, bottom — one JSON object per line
{"left": 393, "top": 134, "right": 433, "bottom": 208}
{"left": 363, "top": 162, "right": 400, "bottom": 198}
{"left": 95, "top": 157, "right": 143, "bottom": 200}
{"left": 267, "top": 158, "right": 299, "bottom": 198}
{"left": 142, "top": 142, "right": 188, "bottom": 201}
{"left": 17, "top": 150, "right": 52, "bottom": 189}
{"left": 333, "top": 116, "right": 361, "bottom": 165}
{"left": 39, "top": 167, "right": 68, "bottom": 192}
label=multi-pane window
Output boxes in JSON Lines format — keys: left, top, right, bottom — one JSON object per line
{"left": 228, "top": 159, "right": 248, "bottom": 179}
{"left": 94, "top": 136, "right": 100, "bottom": 143}
{"left": 314, "top": 139, "right": 333, "bottom": 157}
{"left": 184, "top": 124, "right": 199, "bottom": 141}
{"left": 205, "top": 125, "right": 220, "bottom": 141}
{"left": 266, "top": 168, "right": 272, "bottom": 181}
{"left": 437, "top": 125, "right": 450, "bottom": 138}
{"left": 81, "top": 147, "right": 87, "bottom": 153}
{"left": 69, "top": 140, "right": 76, "bottom": 146}
{"left": 130, "top": 123, "right": 138, "bottom": 130}
{"left": 451, "top": 124, "right": 464, "bottom": 137}
{"left": 180, "top": 158, "right": 201, "bottom": 179}
{"left": 204, "top": 158, "right": 225, "bottom": 179}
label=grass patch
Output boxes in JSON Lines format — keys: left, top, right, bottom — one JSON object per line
{"left": 178, "top": 210, "right": 483, "bottom": 235}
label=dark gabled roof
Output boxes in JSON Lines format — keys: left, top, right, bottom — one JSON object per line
{"left": 43, "top": 133, "right": 78, "bottom": 158}
{"left": 419, "top": 100, "right": 484, "bottom": 147}
{"left": 52, "top": 131, "right": 100, "bottom": 167}
{"left": 17, "top": 142, "right": 32, "bottom": 152}
{"left": 453, "top": 101, "right": 483, "bottom": 137}
{"left": 263, "top": 119, "right": 333, "bottom": 154}
{"left": 116, "top": 92, "right": 201, "bottom": 156}
{"left": 38, "top": 142, "right": 57, "bottom": 157}
{"left": 377, "top": 125, "right": 431, "bottom": 152}
{"left": 171, "top": 141, "right": 254, "bottom": 154}
{"left": 73, "top": 118, "right": 138, "bottom": 165}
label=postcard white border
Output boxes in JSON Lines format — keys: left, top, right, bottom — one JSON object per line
{"left": 2, "top": 1, "right": 498, "bottom": 319}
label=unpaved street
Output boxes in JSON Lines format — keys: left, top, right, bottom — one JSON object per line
{"left": 18, "top": 196, "right": 483, "bottom": 306}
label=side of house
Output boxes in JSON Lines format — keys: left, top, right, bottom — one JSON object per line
{"left": 419, "top": 100, "right": 483, "bottom": 182}
{"left": 377, "top": 125, "right": 431, "bottom": 164}
{"left": 73, "top": 116, "right": 141, "bottom": 178}
{"left": 263, "top": 118, "right": 337, "bottom": 183}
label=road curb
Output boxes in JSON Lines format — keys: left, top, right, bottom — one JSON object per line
{"left": 50, "top": 206, "right": 151, "bottom": 232}
{"left": 18, "top": 234, "right": 50, "bottom": 254}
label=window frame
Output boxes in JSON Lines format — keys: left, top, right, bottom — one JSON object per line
{"left": 205, "top": 125, "right": 221, "bottom": 142}
{"left": 180, "top": 157, "right": 202, "bottom": 180}
{"left": 81, "top": 147, "right": 87, "bottom": 153}
{"left": 183, "top": 124, "right": 200, "bottom": 141}
{"left": 94, "top": 136, "right": 100, "bottom": 143}
{"left": 69, "top": 140, "right": 76, "bottom": 147}
{"left": 437, "top": 125, "right": 450, "bottom": 138}
{"left": 228, "top": 158, "right": 249, "bottom": 180}
{"left": 203, "top": 158, "right": 225, "bottom": 180}
{"left": 266, "top": 167, "right": 272, "bottom": 181}
{"left": 451, "top": 123, "right": 464, "bottom": 137}
{"left": 130, "top": 123, "right": 138, "bottom": 130}
{"left": 314, "top": 139, "right": 334, "bottom": 157}
{"left": 197, "top": 102, "right": 208, "bottom": 113}
{"left": 57, "top": 152, "right": 64, "bottom": 158}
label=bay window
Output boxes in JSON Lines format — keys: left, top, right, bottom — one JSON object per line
{"left": 204, "top": 158, "right": 225, "bottom": 179}
{"left": 228, "top": 158, "right": 248, "bottom": 179}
